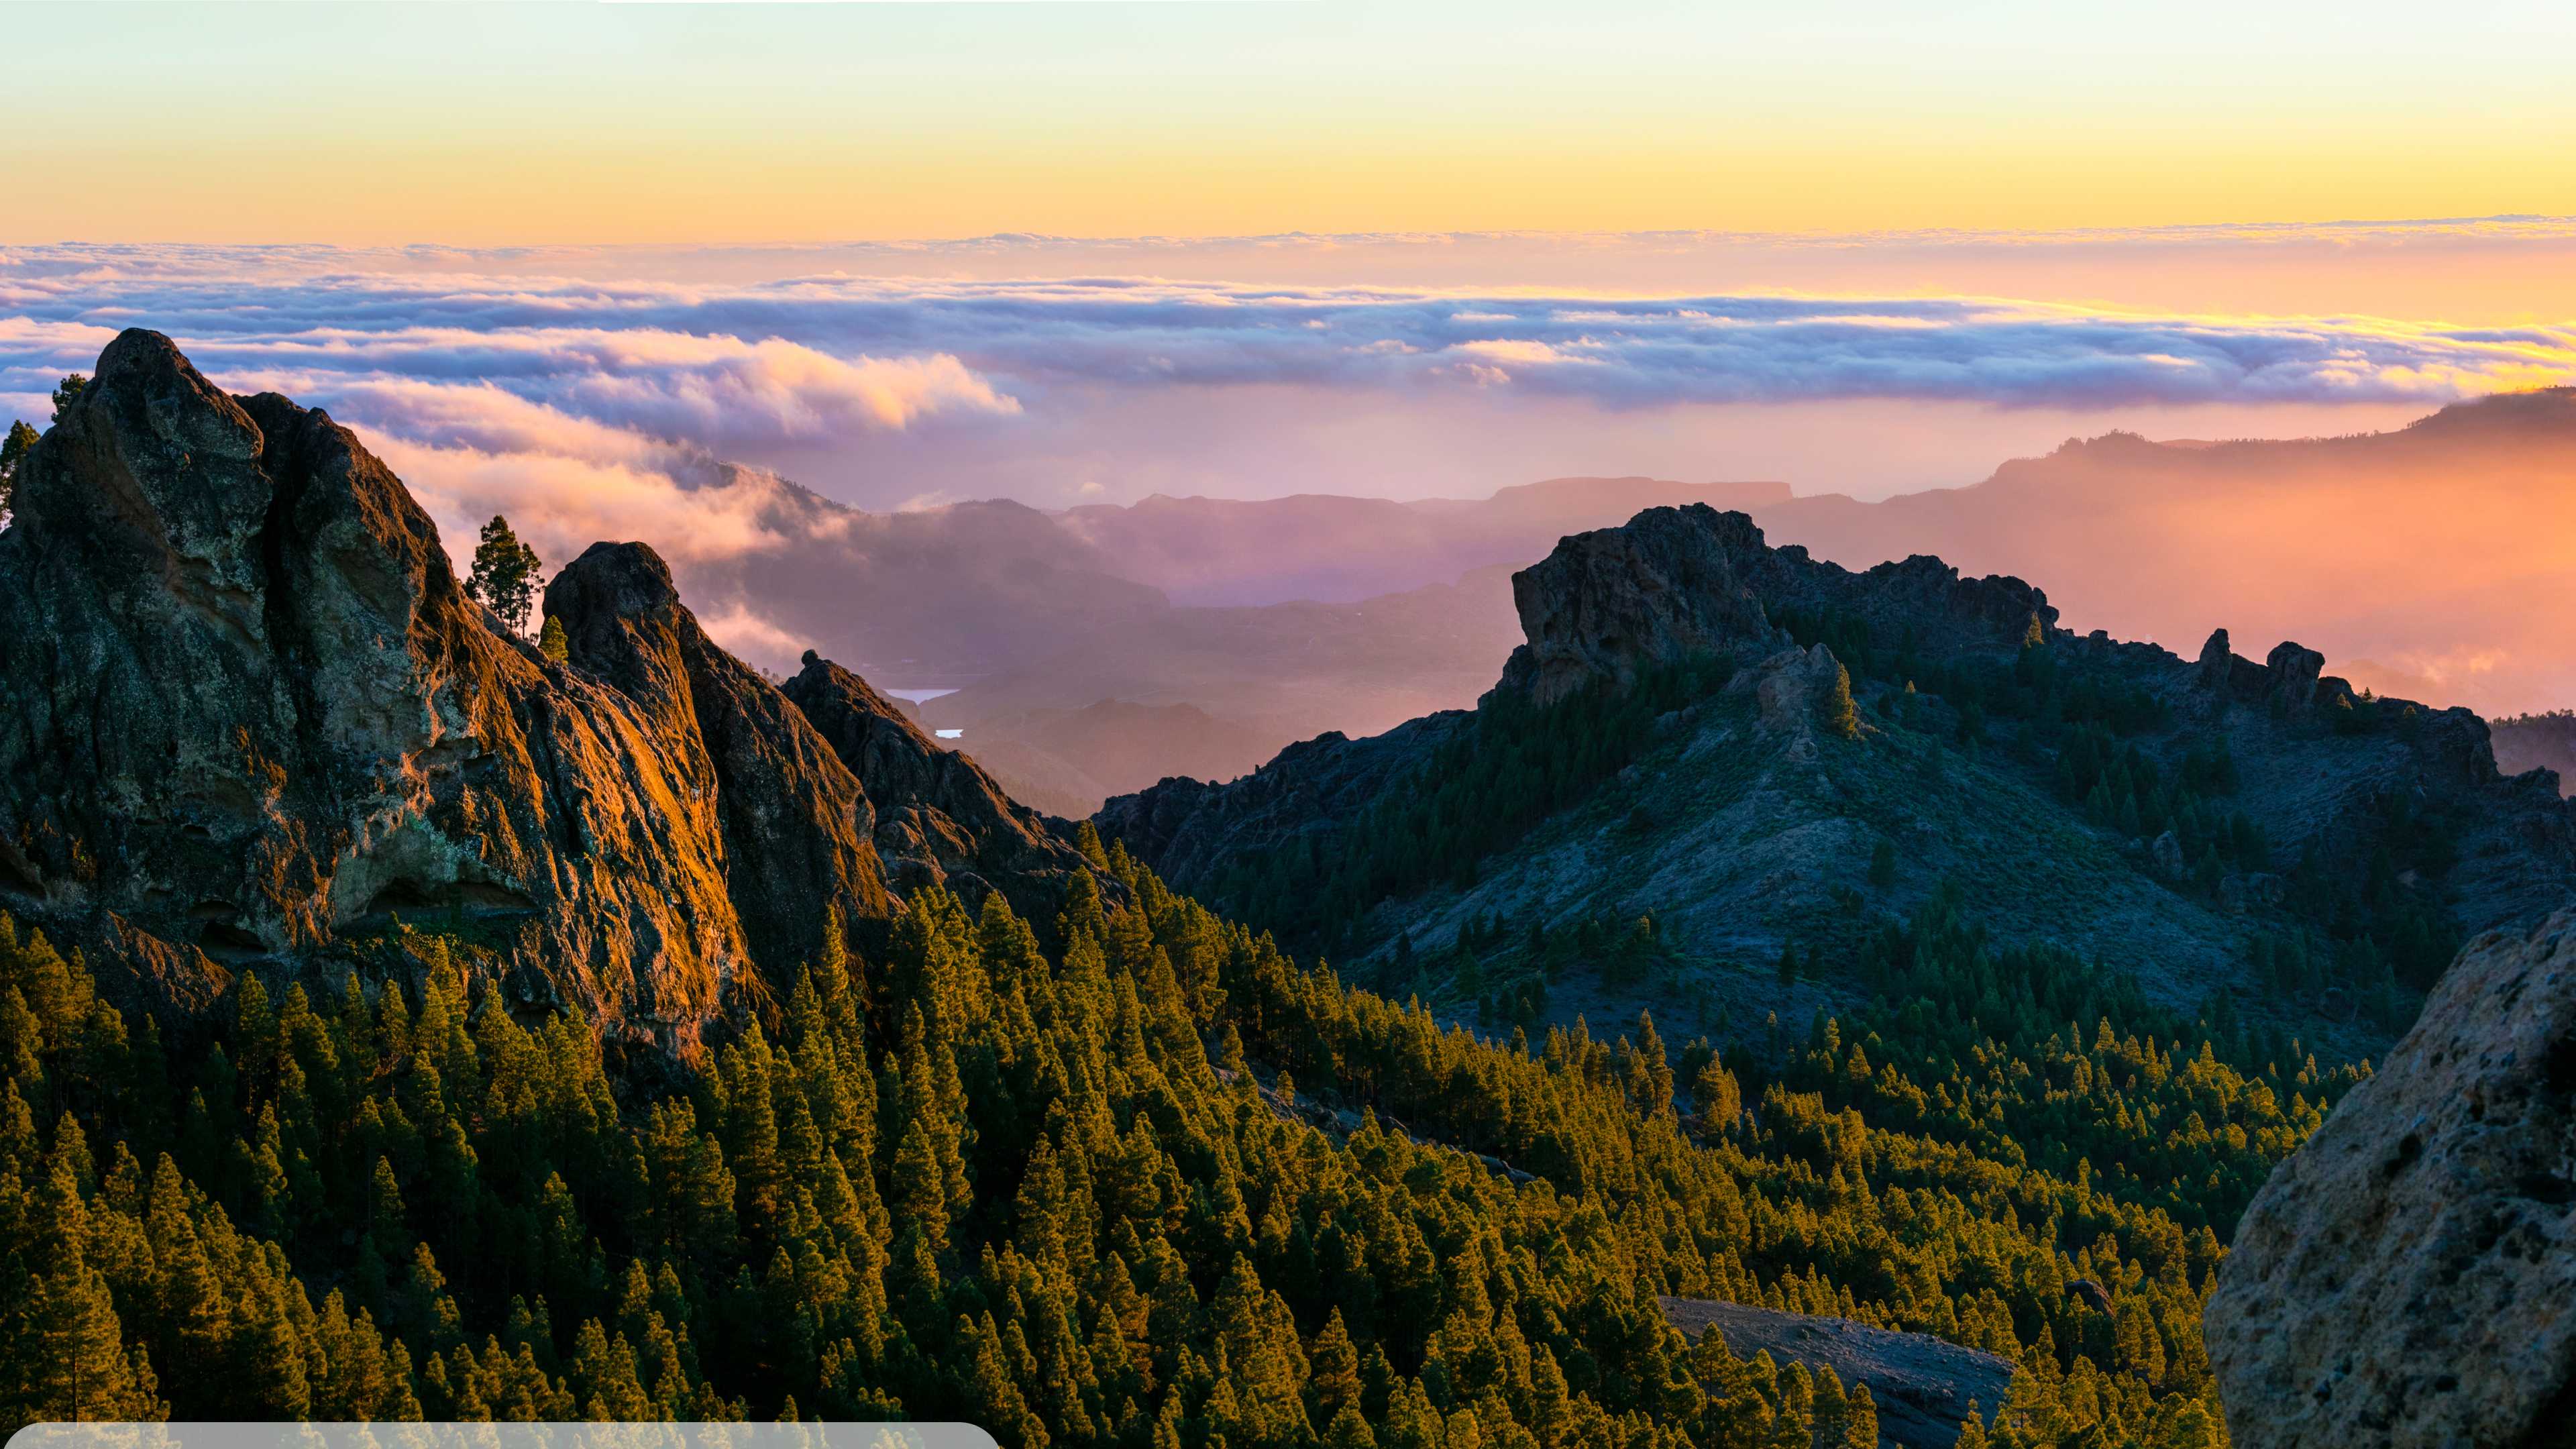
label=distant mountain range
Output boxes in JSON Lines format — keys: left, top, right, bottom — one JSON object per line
{"left": 2493, "top": 710, "right": 2576, "bottom": 798}
{"left": 649, "top": 388, "right": 2576, "bottom": 815}
{"left": 661, "top": 474, "right": 1785, "bottom": 810}
{"left": 1055, "top": 476, "right": 1790, "bottom": 606}
{"left": 1752, "top": 388, "right": 2576, "bottom": 718}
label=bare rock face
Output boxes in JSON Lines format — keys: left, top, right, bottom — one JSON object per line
{"left": 1746, "top": 643, "right": 1841, "bottom": 737}
{"left": 1493, "top": 504, "right": 2053, "bottom": 708}
{"left": 2206, "top": 908, "right": 2576, "bottom": 1449}
{"left": 0, "top": 330, "right": 1079, "bottom": 1051}
{"left": 1497, "top": 504, "right": 1778, "bottom": 705}
{"left": 545, "top": 541, "right": 896, "bottom": 1002}
{"left": 782, "top": 651, "right": 1092, "bottom": 916}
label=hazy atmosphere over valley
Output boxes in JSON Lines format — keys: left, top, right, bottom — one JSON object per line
{"left": 3, "top": 4, "right": 2574, "bottom": 1447}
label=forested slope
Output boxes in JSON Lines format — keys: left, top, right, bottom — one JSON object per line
{"left": 0, "top": 829, "right": 2297, "bottom": 1444}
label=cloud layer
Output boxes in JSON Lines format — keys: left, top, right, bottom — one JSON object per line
{"left": 3, "top": 235, "right": 2572, "bottom": 596}
{"left": 7, "top": 239, "right": 2572, "bottom": 431}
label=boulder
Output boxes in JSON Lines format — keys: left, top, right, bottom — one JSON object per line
{"left": 2206, "top": 907, "right": 2576, "bottom": 1448}
{"left": 2151, "top": 829, "right": 2188, "bottom": 880}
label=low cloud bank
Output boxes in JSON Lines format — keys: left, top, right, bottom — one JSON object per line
{"left": 4, "top": 242, "right": 2573, "bottom": 698}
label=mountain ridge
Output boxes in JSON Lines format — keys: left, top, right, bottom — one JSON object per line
{"left": 1099, "top": 503, "right": 2576, "bottom": 1048}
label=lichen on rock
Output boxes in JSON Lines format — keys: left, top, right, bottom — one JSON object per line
{"left": 2206, "top": 907, "right": 2576, "bottom": 1449}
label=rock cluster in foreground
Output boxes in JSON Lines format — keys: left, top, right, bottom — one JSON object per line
{"left": 2206, "top": 907, "right": 2576, "bottom": 1448}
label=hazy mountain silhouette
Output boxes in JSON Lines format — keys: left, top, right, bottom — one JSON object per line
{"left": 1754, "top": 389, "right": 2576, "bottom": 717}
{"left": 1057, "top": 476, "right": 1789, "bottom": 605}
{"left": 650, "top": 390, "right": 2576, "bottom": 812}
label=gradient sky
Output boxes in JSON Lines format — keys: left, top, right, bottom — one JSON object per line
{"left": 7, "top": 3, "right": 2576, "bottom": 712}
{"left": 9, "top": 1, "right": 2576, "bottom": 245}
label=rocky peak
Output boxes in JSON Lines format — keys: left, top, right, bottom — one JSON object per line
{"left": 545, "top": 541, "right": 896, "bottom": 994}
{"left": 1496, "top": 504, "right": 1778, "bottom": 705}
{"left": 782, "top": 650, "right": 1093, "bottom": 916}
{"left": 1494, "top": 504, "right": 2053, "bottom": 706}
{"left": 0, "top": 329, "right": 1083, "bottom": 1054}
{"left": 1102, "top": 493, "right": 2576, "bottom": 1021}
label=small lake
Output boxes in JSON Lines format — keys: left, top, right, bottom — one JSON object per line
{"left": 935, "top": 729, "right": 965, "bottom": 740}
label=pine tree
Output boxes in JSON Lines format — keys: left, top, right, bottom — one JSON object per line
{"left": 1309, "top": 1308, "right": 1363, "bottom": 1422}
{"left": 0, "top": 420, "right": 36, "bottom": 524}
{"left": 1693, "top": 1053, "right": 1743, "bottom": 1127}
{"left": 539, "top": 614, "right": 570, "bottom": 663}
{"left": 1823, "top": 661, "right": 1861, "bottom": 740}
{"left": 466, "top": 516, "right": 545, "bottom": 634}
{"left": 5, "top": 1165, "right": 161, "bottom": 1423}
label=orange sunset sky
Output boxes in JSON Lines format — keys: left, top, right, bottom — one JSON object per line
{"left": 6, "top": 1, "right": 2576, "bottom": 712}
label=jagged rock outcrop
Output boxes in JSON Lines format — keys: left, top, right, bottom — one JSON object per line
{"left": 2194, "top": 627, "right": 2372, "bottom": 721}
{"left": 0, "top": 332, "right": 758, "bottom": 1045}
{"left": 782, "top": 650, "right": 1091, "bottom": 916}
{"left": 1494, "top": 503, "right": 2051, "bottom": 706}
{"left": 0, "top": 329, "right": 1086, "bottom": 1051}
{"left": 1499, "top": 506, "right": 1778, "bottom": 704}
{"left": 543, "top": 541, "right": 894, "bottom": 1001}
{"left": 1747, "top": 643, "right": 1845, "bottom": 742}
{"left": 2206, "top": 908, "right": 2576, "bottom": 1449}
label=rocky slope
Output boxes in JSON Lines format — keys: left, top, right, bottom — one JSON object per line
{"left": 0, "top": 330, "right": 1088, "bottom": 1052}
{"left": 1660, "top": 1297, "right": 2013, "bottom": 1449}
{"left": 782, "top": 649, "right": 1091, "bottom": 919}
{"left": 2204, "top": 906, "right": 2576, "bottom": 1449}
{"left": 1101, "top": 505, "right": 2576, "bottom": 1039}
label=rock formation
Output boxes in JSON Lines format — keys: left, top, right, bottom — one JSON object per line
{"left": 782, "top": 649, "right": 1092, "bottom": 918}
{"left": 1493, "top": 502, "right": 2051, "bottom": 706}
{"left": 2206, "top": 907, "right": 2576, "bottom": 1449}
{"left": 0, "top": 329, "right": 1089, "bottom": 1052}
{"left": 1659, "top": 1297, "right": 2013, "bottom": 1449}
{"left": 543, "top": 541, "right": 894, "bottom": 1005}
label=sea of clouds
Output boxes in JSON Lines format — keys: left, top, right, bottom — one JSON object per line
{"left": 3, "top": 229, "right": 2573, "bottom": 592}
